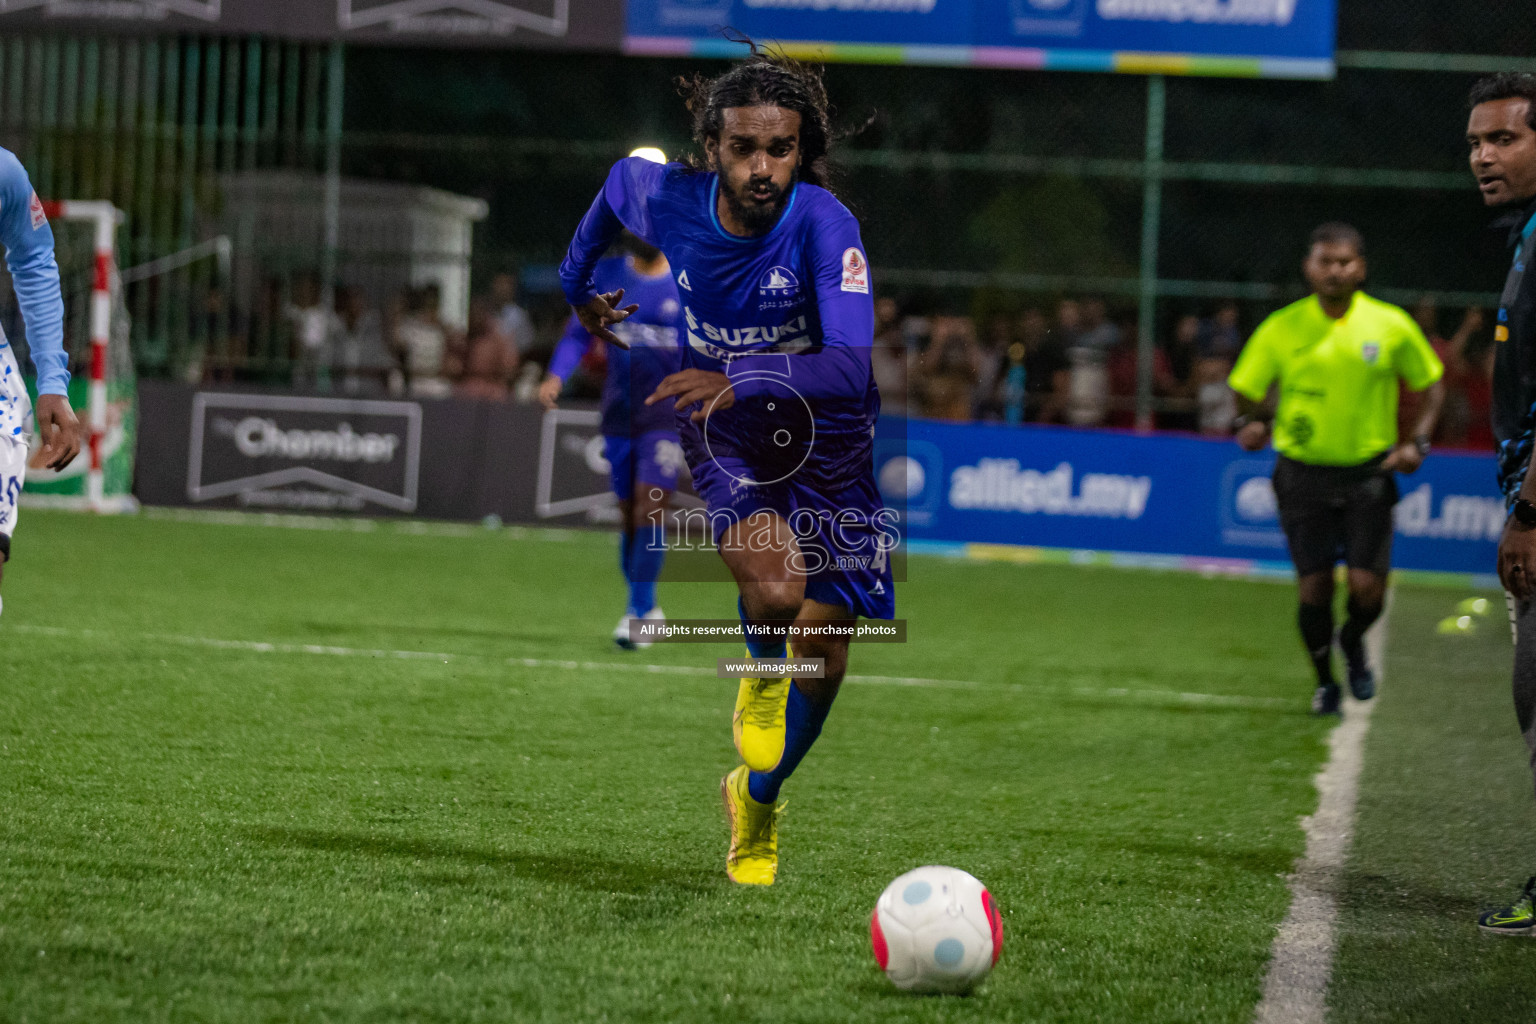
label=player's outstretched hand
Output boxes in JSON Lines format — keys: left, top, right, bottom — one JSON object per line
{"left": 575, "top": 289, "right": 639, "bottom": 349}
{"left": 34, "top": 393, "right": 82, "bottom": 471}
{"left": 538, "top": 374, "right": 563, "bottom": 410}
{"left": 646, "top": 369, "right": 735, "bottom": 423}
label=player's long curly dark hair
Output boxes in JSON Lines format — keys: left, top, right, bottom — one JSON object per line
{"left": 676, "top": 39, "right": 838, "bottom": 192}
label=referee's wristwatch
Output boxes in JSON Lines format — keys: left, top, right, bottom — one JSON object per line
{"left": 1515, "top": 498, "right": 1536, "bottom": 528}
{"left": 1412, "top": 434, "right": 1432, "bottom": 457}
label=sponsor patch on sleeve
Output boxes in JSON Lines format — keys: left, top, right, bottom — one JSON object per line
{"left": 840, "top": 247, "right": 869, "bottom": 294}
{"left": 28, "top": 191, "right": 46, "bottom": 230}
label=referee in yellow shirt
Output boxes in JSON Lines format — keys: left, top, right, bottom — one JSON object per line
{"left": 1229, "top": 223, "right": 1445, "bottom": 714}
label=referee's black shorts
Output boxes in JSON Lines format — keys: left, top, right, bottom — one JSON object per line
{"left": 1271, "top": 453, "right": 1398, "bottom": 578}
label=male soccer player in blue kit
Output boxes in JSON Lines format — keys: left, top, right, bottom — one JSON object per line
{"left": 540, "top": 230, "right": 685, "bottom": 649}
{"left": 559, "top": 51, "right": 894, "bottom": 885}
{"left": 0, "top": 147, "right": 82, "bottom": 617}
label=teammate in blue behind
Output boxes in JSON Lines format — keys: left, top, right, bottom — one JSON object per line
{"left": 0, "top": 147, "right": 82, "bottom": 617}
{"left": 559, "top": 50, "right": 895, "bottom": 885}
{"left": 541, "top": 232, "right": 685, "bottom": 649}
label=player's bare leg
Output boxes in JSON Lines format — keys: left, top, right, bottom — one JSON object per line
{"left": 623, "top": 483, "right": 672, "bottom": 551}
{"left": 721, "top": 509, "right": 856, "bottom": 702}
{"left": 719, "top": 512, "right": 802, "bottom": 771}
{"left": 717, "top": 511, "right": 853, "bottom": 884}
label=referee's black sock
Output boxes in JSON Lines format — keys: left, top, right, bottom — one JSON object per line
{"left": 1298, "top": 602, "right": 1336, "bottom": 686}
{"left": 1338, "top": 598, "right": 1382, "bottom": 671}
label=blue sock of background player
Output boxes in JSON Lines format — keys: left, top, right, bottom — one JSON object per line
{"left": 626, "top": 521, "right": 664, "bottom": 617}
{"left": 738, "top": 597, "right": 832, "bottom": 804}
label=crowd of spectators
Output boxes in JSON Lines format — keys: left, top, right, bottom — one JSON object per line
{"left": 1402, "top": 297, "right": 1493, "bottom": 450}
{"left": 877, "top": 296, "right": 1245, "bottom": 435}
{"left": 247, "top": 270, "right": 540, "bottom": 402}
{"left": 871, "top": 293, "right": 1497, "bottom": 449}
{"left": 214, "top": 269, "right": 1499, "bottom": 451}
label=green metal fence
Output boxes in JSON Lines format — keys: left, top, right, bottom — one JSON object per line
{"left": 0, "top": 35, "right": 340, "bottom": 382}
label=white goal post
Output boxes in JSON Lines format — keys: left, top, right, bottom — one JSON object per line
{"left": 33, "top": 199, "right": 131, "bottom": 514}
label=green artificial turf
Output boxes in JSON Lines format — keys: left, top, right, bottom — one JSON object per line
{"left": 1331, "top": 586, "right": 1533, "bottom": 1023}
{"left": 0, "top": 509, "right": 1333, "bottom": 1023}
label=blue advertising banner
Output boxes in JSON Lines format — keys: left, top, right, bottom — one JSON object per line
{"left": 626, "top": 0, "right": 1334, "bottom": 79}
{"left": 875, "top": 418, "right": 1503, "bottom": 579}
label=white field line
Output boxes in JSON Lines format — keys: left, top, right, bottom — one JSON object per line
{"left": 8, "top": 623, "right": 1289, "bottom": 710}
{"left": 9, "top": 623, "right": 967, "bottom": 685}
{"left": 1078, "top": 686, "right": 1291, "bottom": 710}
{"left": 1253, "top": 589, "right": 1392, "bottom": 1024}
{"left": 136, "top": 506, "right": 583, "bottom": 542}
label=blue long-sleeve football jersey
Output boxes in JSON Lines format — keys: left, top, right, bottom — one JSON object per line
{"left": 0, "top": 147, "right": 66, "bottom": 397}
{"left": 549, "top": 254, "right": 682, "bottom": 438}
{"left": 560, "top": 157, "right": 879, "bottom": 486}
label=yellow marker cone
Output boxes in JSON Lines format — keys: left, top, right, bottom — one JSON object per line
{"left": 1437, "top": 614, "right": 1478, "bottom": 635}
{"left": 1456, "top": 597, "right": 1491, "bottom": 617}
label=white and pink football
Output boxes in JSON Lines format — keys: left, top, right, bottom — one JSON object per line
{"left": 870, "top": 865, "right": 1003, "bottom": 994}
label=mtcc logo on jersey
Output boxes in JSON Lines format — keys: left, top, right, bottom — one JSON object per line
{"left": 758, "top": 266, "right": 800, "bottom": 310}
{"left": 1361, "top": 341, "right": 1380, "bottom": 364}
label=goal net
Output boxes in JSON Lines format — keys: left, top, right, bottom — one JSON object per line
{"left": 2, "top": 201, "right": 135, "bottom": 513}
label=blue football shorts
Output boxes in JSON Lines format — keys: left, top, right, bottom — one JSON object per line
{"left": 604, "top": 429, "right": 685, "bottom": 500}
{"left": 687, "top": 450, "right": 896, "bottom": 621}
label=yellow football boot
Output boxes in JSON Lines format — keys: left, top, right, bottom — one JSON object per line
{"left": 722, "top": 764, "right": 782, "bottom": 886}
{"left": 733, "top": 648, "right": 791, "bottom": 772}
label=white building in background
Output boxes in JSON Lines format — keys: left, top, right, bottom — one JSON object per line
{"left": 215, "top": 171, "right": 489, "bottom": 329}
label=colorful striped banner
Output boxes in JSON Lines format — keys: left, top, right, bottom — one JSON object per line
{"left": 621, "top": 37, "right": 1334, "bottom": 79}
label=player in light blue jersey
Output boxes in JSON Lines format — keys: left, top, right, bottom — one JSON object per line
{"left": 559, "top": 51, "right": 895, "bottom": 885}
{"left": 541, "top": 232, "right": 685, "bottom": 649}
{"left": 0, "top": 148, "right": 82, "bottom": 617}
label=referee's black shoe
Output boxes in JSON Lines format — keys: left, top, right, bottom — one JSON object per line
{"left": 1311, "top": 682, "right": 1342, "bottom": 716}
{"left": 1341, "top": 642, "right": 1376, "bottom": 701}
{"left": 1345, "top": 662, "right": 1376, "bottom": 701}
